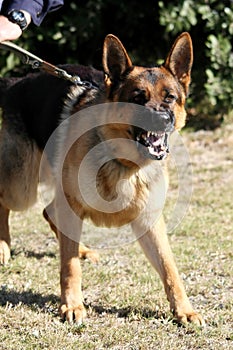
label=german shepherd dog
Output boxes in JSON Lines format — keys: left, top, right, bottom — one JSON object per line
{"left": 0, "top": 33, "right": 204, "bottom": 325}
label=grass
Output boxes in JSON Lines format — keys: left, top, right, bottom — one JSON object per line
{"left": 0, "top": 120, "right": 233, "bottom": 349}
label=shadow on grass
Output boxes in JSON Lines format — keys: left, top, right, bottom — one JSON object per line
{"left": 88, "top": 303, "right": 167, "bottom": 320}
{"left": 0, "top": 287, "right": 167, "bottom": 321}
{"left": 0, "top": 286, "right": 59, "bottom": 312}
{"left": 11, "top": 249, "right": 57, "bottom": 260}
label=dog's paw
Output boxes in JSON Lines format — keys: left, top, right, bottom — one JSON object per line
{"left": 79, "top": 243, "right": 99, "bottom": 264}
{"left": 60, "top": 303, "right": 87, "bottom": 324}
{"left": 0, "top": 240, "right": 11, "bottom": 265}
{"left": 176, "top": 311, "right": 205, "bottom": 326}
{"left": 82, "top": 249, "right": 99, "bottom": 264}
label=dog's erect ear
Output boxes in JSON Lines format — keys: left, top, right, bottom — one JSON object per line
{"left": 103, "top": 34, "right": 133, "bottom": 83}
{"left": 164, "top": 32, "right": 193, "bottom": 95}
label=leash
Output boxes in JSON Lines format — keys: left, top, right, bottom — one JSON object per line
{"left": 0, "top": 41, "right": 93, "bottom": 89}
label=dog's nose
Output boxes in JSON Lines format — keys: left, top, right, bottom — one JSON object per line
{"left": 155, "top": 111, "right": 173, "bottom": 132}
{"left": 143, "top": 108, "right": 174, "bottom": 133}
{"left": 132, "top": 105, "right": 175, "bottom": 133}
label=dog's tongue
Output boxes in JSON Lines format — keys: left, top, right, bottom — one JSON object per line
{"left": 151, "top": 133, "right": 165, "bottom": 147}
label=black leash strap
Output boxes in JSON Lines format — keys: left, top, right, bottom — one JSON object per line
{"left": 0, "top": 41, "right": 93, "bottom": 89}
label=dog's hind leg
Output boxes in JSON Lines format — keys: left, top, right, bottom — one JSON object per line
{"left": 0, "top": 120, "right": 41, "bottom": 264}
{"left": 78, "top": 242, "right": 99, "bottom": 263}
{"left": 43, "top": 202, "right": 99, "bottom": 263}
{"left": 131, "top": 215, "right": 205, "bottom": 326}
{"left": 0, "top": 120, "right": 40, "bottom": 211}
{"left": 0, "top": 205, "right": 10, "bottom": 265}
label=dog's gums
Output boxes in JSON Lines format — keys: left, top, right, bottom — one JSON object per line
{"left": 136, "top": 130, "right": 170, "bottom": 160}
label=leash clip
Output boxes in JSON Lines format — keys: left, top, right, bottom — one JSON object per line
{"left": 22, "top": 57, "right": 42, "bottom": 70}
{"left": 76, "top": 80, "right": 93, "bottom": 89}
{"left": 54, "top": 67, "right": 94, "bottom": 89}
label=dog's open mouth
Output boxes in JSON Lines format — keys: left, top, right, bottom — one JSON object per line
{"left": 136, "top": 130, "right": 170, "bottom": 160}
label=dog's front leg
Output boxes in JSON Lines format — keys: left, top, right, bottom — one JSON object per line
{"left": 0, "top": 205, "right": 11, "bottom": 265}
{"left": 44, "top": 198, "right": 86, "bottom": 324}
{"left": 59, "top": 230, "right": 86, "bottom": 324}
{"left": 131, "top": 216, "right": 204, "bottom": 326}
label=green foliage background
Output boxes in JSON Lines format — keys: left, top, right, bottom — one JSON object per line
{"left": 0, "top": 0, "right": 232, "bottom": 128}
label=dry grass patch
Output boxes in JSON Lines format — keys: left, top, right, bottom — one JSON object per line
{"left": 0, "top": 121, "right": 233, "bottom": 349}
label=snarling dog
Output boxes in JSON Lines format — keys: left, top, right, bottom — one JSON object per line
{"left": 0, "top": 33, "right": 204, "bottom": 325}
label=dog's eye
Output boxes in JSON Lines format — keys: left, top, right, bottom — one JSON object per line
{"left": 164, "top": 92, "right": 177, "bottom": 104}
{"left": 130, "top": 90, "right": 147, "bottom": 105}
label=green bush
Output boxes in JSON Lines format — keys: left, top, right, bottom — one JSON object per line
{"left": 159, "top": 0, "right": 233, "bottom": 125}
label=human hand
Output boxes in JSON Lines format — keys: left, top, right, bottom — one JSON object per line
{"left": 0, "top": 15, "right": 22, "bottom": 41}
{"left": 0, "top": 11, "right": 31, "bottom": 42}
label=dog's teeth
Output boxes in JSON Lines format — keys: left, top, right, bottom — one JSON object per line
{"left": 141, "top": 135, "right": 147, "bottom": 141}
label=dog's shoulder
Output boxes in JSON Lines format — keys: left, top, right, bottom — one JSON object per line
{"left": 0, "top": 64, "right": 104, "bottom": 115}
{"left": 0, "top": 65, "right": 104, "bottom": 150}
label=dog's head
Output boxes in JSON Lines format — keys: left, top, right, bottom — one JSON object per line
{"left": 102, "top": 33, "right": 193, "bottom": 162}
